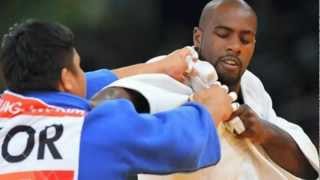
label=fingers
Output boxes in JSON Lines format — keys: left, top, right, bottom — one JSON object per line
{"left": 225, "top": 116, "right": 246, "bottom": 134}
{"left": 185, "top": 55, "right": 195, "bottom": 73}
{"left": 221, "top": 85, "right": 229, "bottom": 93}
{"left": 182, "top": 46, "right": 199, "bottom": 74}
{"left": 212, "top": 81, "right": 221, "bottom": 86}
{"left": 229, "top": 92, "right": 238, "bottom": 102}
{"left": 177, "top": 46, "right": 198, "bottom": 62}
{"left": 155, "top": 46, "right": 200, "bottom": 82}
{"left": 185, "top": 46, "right": 199, "bottom": 60}
{"left": 229, "top": 104, "right": 248, "bottom": 119}
{"left": 189, "top": 68, "right": 199, "bottom": 77}
{"left": 225, "top": 104, "right": 258, "bottom": 136}
{"left": 231, "top": 102, "right": 240, "bottom": 111}
{"left": 210, "top": 82, "right": 238, "bottom": 104}
{"left": 156, "top": 46, "right": 199, "bottom": 77}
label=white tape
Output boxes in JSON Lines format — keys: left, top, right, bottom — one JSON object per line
{"left": 221, "top": 85, "right": 229, "bottom": 93}
{"left": 228, "top": 91, "right": 238, "bottom": 102}
{"left": 231, "top": 102, "right": 240, "bottom": 111}
{"left": 226, "top": 117, "right": 246, "bottom": 134}
{"left": 212, "top": 81, "right": 221, "bottom": 86}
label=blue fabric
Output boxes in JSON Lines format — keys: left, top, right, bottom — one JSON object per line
{"left": 85, "top": 69, "right": 118, "bottom": 99}
{"left": 22, "top": 70, "right": 221, "bottom": 180}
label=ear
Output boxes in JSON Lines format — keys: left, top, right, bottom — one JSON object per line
{"left": 193, "top": 27, "right": 202, "bottom": 49}
{"left": 58, "top": 68, "right": 73, "bottom": 92}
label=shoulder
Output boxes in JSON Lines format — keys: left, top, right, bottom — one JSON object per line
{"left": 86, "top": 99, "right": 136, "bottom": 120}
{"left": 82, "top": 99, "right": 138, "bottom": 144}
{"left": 85, "top": 69, "right": 119, "bottom": 99}
{"left": 85, "top": 69, "right": 118, "bottom": 83}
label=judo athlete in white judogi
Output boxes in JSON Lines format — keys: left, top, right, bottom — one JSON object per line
{"left": 93, "top": 0, "right": 319, "bottom": 178}
{"left": 93, "top": 59, "right": 318, "bottom": 180}
{"left": 92, "top": 43, "right": 319, "bottom": 180}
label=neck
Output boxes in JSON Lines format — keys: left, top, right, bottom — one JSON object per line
{"left": 228, "top": 82, "right": 241, "bottom": 94}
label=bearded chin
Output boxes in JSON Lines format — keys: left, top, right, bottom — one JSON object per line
{"left": 217, "top": 71, "right": 241, "bottom": 87}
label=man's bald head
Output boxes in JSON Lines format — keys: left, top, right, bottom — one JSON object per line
{"left": 193, "top": 0, "right": 257, "bottom": 92}
{"left": 198, "top": 0, "right": 257, "bottom": 29}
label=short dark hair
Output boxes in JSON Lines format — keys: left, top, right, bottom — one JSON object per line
{"left": 0, "top": 19, "right": 75, "bottom": 93}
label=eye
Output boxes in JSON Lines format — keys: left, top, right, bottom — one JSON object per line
{"left": 240, "top": 33, "right": 255, "bottom": 45}
{"left": 214, "top": 28, "right": 230, "bottom": 38}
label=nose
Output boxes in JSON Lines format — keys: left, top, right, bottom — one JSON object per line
{"left": 226, "top": 36, "right": 241, "bottom": 56}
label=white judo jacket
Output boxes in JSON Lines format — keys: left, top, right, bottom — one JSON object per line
{"left": 105, "top": 59, "right": 319, "bottom": 180}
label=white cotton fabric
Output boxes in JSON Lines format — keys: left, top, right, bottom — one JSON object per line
{"left": 134, "top": 71, "right": 319, "bottom": 180}
{"left": 105, "top": 73, "right": 192, "bottom": 113}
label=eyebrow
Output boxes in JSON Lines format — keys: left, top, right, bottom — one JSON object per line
{"left": 214, "top": 26, "right": 232, "bottom": 31}
{"left": 214, "top": 25, "right": 256, "bottom": 35}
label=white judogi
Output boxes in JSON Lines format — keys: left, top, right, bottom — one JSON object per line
{"left": 106, "top": 66, "right": 319, "bottom": 179}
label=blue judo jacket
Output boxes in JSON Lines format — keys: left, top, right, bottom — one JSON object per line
{"left": 0, "top": 69, "right": 221, "bottom": 180}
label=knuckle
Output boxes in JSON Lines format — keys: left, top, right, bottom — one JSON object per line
{"left": 180, "top": 48, "right": 189, "bottom": 57}
{"left": 177, "top": 52, "right": 184, "bottom": 59}
{"left": 242, "top": 104, "right": 250, "bottom": 109}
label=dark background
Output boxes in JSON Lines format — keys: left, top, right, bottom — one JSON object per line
{"left": 0, "top": 0, "right": 318, "bottom": 146}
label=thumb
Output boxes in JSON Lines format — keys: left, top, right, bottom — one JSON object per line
{"left": 228, "top": 105, "right": 246, "bottom": 121}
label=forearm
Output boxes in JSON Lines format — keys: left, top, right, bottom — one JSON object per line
{"left": 112, "top": 48, "right": 191, "bottom": 80}
{"left": 260, "top": 121, "right": 318, "bottom": 179}
{"left": 112, "top": 62, "right": 166, "bottom": 79}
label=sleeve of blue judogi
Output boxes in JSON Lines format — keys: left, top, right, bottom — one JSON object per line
{"left": 79, "top": 99, "right": 221, "bottom": 178}
{"left": 85, "top": 69, "right": 118, "bottom": 99}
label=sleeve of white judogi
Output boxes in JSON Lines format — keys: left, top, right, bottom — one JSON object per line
{"left": 262, "top": 90, "right": 319, "bottom": 173}
{"left": 240, "top": 71, "right": 319, "bottom": 179}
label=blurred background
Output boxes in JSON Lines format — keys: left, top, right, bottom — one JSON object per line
{"left": 0, "top": 0, "right": 318, "bottom": 146}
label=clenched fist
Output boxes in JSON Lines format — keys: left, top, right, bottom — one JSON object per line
{"left": 192, "top": 84, "right": 233, "bottom": 125}
{"left": 228, "top": 104, "right": 268, "bottom": 144}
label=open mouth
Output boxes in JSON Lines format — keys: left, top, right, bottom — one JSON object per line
{"left": 223, "top": 59, "right": 238, "bottom": 66}
{"left": 218, "top": 56, "right": 241, "bottom": 71}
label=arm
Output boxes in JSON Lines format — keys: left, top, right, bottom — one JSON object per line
{"left": 112, "top": 47, "right": 192, "bottom": 81}
{"left": 85, "top": 47, "right": 195, "bottom": 99}
{"left": 259, "top": 120, "right": 318, "bottom": 179}
{"left": 81, "top": 99, "right": 221, "bottom": 177}
{"left": 85, "top": 69, "right": 118, "bottom": 99}
{"left": 230, "top": 104, "right": 318, "bottom": 179}
{"left": 130, "top": 101, "right": 221, "bottom": 174}
{"left": 85, "top": 84, "right": 233, "bottom": 176}
{"left": 262, "top": 91, "right": 319, "bottom": 179}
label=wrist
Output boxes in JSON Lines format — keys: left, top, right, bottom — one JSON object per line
{"left": 259, "top": 120, "right": 275, "bottom": 145}
{"left": 149, "top": 60, "right": 167, "bottom": 74}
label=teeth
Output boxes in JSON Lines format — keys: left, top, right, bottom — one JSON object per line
{"left": 225, "top": 60, "right": 236, "bottom": 65}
